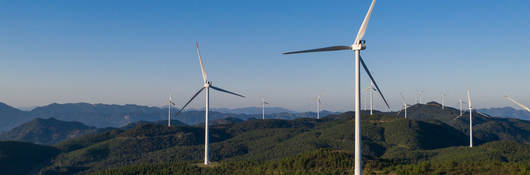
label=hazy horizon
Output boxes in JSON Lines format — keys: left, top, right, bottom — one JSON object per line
{"left": 2, "top": 0, "right": 529, "bottom": 111}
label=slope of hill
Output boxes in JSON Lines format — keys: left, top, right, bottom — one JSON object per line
{"left": 39, "top": 114, "right": 474, "bottom": 174}
{"left": 0, "top": 118, "right": 104, "bottom": 145}
{"left": 0, "top": 141, "right": 60, "bottom": 175}
{"left": 397, "top": 102, "right": 530, "bottom": 144}
{"left": 0, "top": 102, "right": 31, "bottom": 132}
{"left": 480, "top": 106, "right": 530, "bottom": 120}
{"left": 88, "top": 141, "right": 530, "bottom": 175}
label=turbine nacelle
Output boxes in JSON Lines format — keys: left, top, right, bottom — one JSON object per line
{"left": 204, "top": 81, "right": 211, "bottom": 88}
{"left": 352, "top": 40, "right": 366, "bottom": 51}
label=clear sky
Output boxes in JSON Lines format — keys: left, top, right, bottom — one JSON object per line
{"left": 1, "top": 0, "right": 529, "bottom": 112}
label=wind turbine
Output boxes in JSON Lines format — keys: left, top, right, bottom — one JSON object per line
{"left": 397, "top": 93, "right": 409, "bottom": 118}
{"left": 365, "top": 82, "right": 376, "bottom": 115}
{"left": 467, "top": 89, "right": 473, "bottom": 148}
{"left": 459, "top": 98, "right": 463, "bottom": 116}
{"left": 417, "top": 90, "right": 423, "bottom": 104}
{"left": 317, "top": 95, "right": 321, "bottom": 119}
{"left": 282, "top": 1, "right": 390, "bottom": 174}
{"left": 261, "top": 97, "right": 269, "bottom": 120}
{"left": 441, "top": 93, "right": 446, "bottom": 109}
{"left": 399, "top": 93, "right": 410, "bottom": 119}
{"left": 174, "top": 42, "right": 245, "bottom": 165}
{"left": 168, "top": 94, "right": 176, "bottom": 127}
{"left": 505, "top": 96, "right": 530, "bottom": 112}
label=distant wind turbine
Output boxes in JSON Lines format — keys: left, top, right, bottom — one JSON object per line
{"left": 282, "top": 0, "right": 390, "bottom": 174}
{"left": 504, "top": 96, "right": 530, "bottom": 112}
{"left": 398, "top": 93, "right": 410, "bottom": 119}
{"left": 417, "top": 90, "right": 423, "bottom": 104}
{"left": 459, "top": 98, "right": 463, "bottom": 116}
{"left": 317, "top": 95, "right": 321, "bottom": 119}
{"left": 365, "top": 82, "right": 376, "bottom": 115}
{"left": 467, "top": 89, "right": 473, "bottom": 148}
{"left": 262, "top": 97, "right": 269, "bottom": 120}
{"left": 441, "top": 93, "right": 446, "bottom": 109}
{"left": 168, "top": 93, "right": 176, "bottom": 127}
{"left": 174, "top": 42, "right": 245, "bottom": 165}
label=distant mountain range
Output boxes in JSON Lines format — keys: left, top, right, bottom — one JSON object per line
{"left": 211, "top": 107, "right": 296, "bottom": 114}
{"left": 479, "top": 107, "right": 530, "bottom": 120}
{"left": 0, "top": 102, "right": 337, "bottom": 132}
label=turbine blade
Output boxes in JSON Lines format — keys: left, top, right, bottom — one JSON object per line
{"left": 476, "top": 111, "right": 492, "bottom": 118}
{"left": 354, "top": 0, "right": 376, "bottom": 44}
{"left": 195, "top": 42, "right": 208, "bottom": 83}
{"left": 210, "top": 85, "right": 245, "bottom": 98}
{"left": 174, "top": 87, "right": 205, "bottom": 117}
{"left": 359, "top": 55, "right": 390, "bottom": 110}
{"left": 504, "top": 96, "right": 530, "bottom": 112}
{"left": 400, "top": 93, "right": 406, "bottom": 105}
{"left": 467, "top": 89, "right": 472, "bottom": 108}
{"left": 283, "top": 46, "right": 352, "bottom": 55}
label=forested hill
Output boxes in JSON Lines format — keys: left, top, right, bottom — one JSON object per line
{"left": 35, "top": 110, "right": 530, "bottom": 174}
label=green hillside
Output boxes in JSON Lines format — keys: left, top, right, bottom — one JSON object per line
{"left": 88, "top": 141, "right": 530, "bottom": 175}
{"left": 0, "top": 118, "right": 102, "bottom": 145}
{"left": 0, "top": 141, "right": 59, "bottom": 175}
{"left": 40, "top": 113, "right": 483, "bottom": 174}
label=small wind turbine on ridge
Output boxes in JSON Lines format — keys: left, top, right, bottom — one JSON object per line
{"left": 261, "top": 97, "right": 269, "bottom": 120}
{"left": 441, "top": 93, "right": 446, "bottom": 109}
{"left": 397, "top": 93, "right": 410, "bottom": 119}
{"left": 168, "top": 93, "right": 176, "bottom": 127}
{"left": 174, "top": 42, "right": 245, "bottom": 165}
{"left": 316, "top": 95, "right": 321, "bottom": 119}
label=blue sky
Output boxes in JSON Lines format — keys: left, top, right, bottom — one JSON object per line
{"left": 1, "top": 0, "right": 529, "bottom": 111}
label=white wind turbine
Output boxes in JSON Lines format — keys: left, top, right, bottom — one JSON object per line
{"left": 417, "top": 90, "right": 423, "bottom": 104}
{"left": 168, "top": 93, "right": 177, "bottom": 127}
{"left": 283, "top": 1, "right": 390, "bottom": 174}
{"left": 459, "top": 98, "right": 463, "bottom": 116}
{"left": 261, "top": 97, "right": 269, "bottom": 120}
{"left": 399, "top": 93, "right": 410, "bottom": 119}
{"left": 365, "top": 82, "right": 376, "bottom": 115}
{"left": 440, "top": 93, "right": 446, "bottom": 109}
{"left": 467, "top": 89, "right": 473, "bottom": 148}
{"left": 505, "top": 96, "right": 530, "bottom": 112}
{"left": 175, "top": 42, "right": 245, "bottom": 165}
{"left": 317, "top": 95, "right": 321, "bottom": 119}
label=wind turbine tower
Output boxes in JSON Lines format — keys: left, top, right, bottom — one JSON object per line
{"left": 283, "top": 1, "right": 390, "bottom": 174}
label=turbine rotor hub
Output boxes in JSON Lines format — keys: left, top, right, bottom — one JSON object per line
{"left": 352, "top": 40, "right": 367, "bottom": 51}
